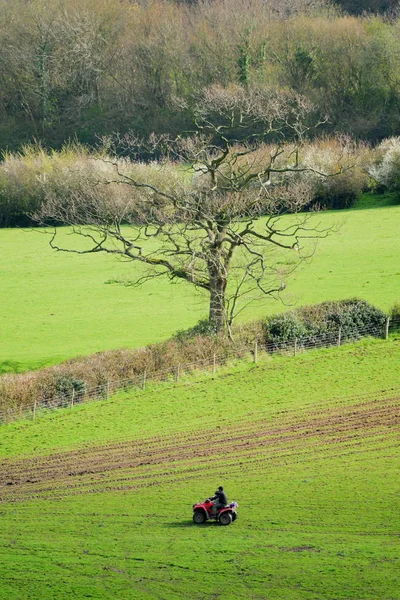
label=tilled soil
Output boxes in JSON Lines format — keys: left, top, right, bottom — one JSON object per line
{"left": 1, "top": 394, "right": 399, "bottom": 504}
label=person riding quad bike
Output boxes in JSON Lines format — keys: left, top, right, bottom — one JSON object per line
{"left": 192, "top": 487, "right": 238, "bottom": 525}
{"left": 210, "top": 486, "right": 227, "bottom": 517}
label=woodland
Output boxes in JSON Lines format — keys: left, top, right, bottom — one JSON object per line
{"left": 2, "top": 0, "right": 400, "bottom": 151}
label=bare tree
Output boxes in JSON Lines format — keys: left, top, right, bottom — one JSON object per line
{"left": 36, "top": 85, "right": 341, "bottom": 334}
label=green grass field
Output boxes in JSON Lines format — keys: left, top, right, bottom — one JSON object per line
{"left": 1, "top": 195, "right": 399, "bottom": 599}
{"left": 0, "top": 338, "right": 399, "bottom": 599}
{"left": 0, "top": 194, "right": 399, "bottom": 374}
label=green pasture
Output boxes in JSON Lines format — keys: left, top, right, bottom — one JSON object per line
{"left": 0, "top": 193, "right": 399, "bottom": 374}
{"left": 0, "top": 338, "right": 399, "bottom": 599}
{"left": 1, "top": 456, "right": 398, "bottom": 600}
{"left": 1, "top": 336, "right": 400, "bottom": 459}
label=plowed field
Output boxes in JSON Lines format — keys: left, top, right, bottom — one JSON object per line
{"left": 1, "top": 394, "right": 399, "bottom": 505}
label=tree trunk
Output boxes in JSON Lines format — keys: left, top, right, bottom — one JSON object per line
{"left": 208, "top": 269, "right": 227, "bottom": 333}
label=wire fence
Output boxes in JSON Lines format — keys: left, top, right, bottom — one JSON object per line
{"left": 0, "top": 316, "right": 398, "bottom": 426}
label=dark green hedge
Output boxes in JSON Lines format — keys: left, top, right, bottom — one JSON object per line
{"left": 264, "top": 299, "right": 386, "bottom": 349}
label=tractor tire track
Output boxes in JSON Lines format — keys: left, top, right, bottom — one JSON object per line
{"left": 1, "top": 395, "right": 398, "bottom": 503}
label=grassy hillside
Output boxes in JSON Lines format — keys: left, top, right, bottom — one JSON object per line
{"left": 0, "top": 195, "right": 399, "bottom": 374}
{"left": 1, "top": 336, "right": 399, "bottom": 458}
{"left": 0, "top": 338, "right": 399, "bottom": 599}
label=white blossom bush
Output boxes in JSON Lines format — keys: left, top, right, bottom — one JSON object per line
{"left": 367, "top": 137, "right": 400, "bottom": 192}
{"left": 0, "top": 144, "right": 188, "bottom": 226}
{"left": 300, "top": 137, "right": 370, "bottom": 209}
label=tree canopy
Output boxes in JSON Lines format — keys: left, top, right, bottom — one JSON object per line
{"left": 36, "top": 85, "right": 344, "bottom": 333}
{"left": 1, "top": 0, "right": 400, "bottom": 152}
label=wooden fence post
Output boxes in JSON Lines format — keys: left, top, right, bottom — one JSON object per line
{"left": 337, "top": 326, "right": 342, "bottom": 347}
{"left": 294, "top": 338, "right": 297, "bottom": 357}
{"left": 106, "top": 378, "right": 110, "bottom": 400}
{"left": 254, "top": 340, "right": 258, "bottom": 364}
{"left": 142, "top": 370, "right": 147, "bottom": 390}
{"left": 175, "top": 365, "right": 180, "bottom": 382}
{"left": 384, "top": 316, "right": 390, "bottom": 340}
{"left": 33, "top": 398, "right": 37, "bottom": 420}
{"left": 71, "top": 388, "right": 75, "bottom": 408}
{"left": 213, "top": 353, "right": 217, "bottom": 375}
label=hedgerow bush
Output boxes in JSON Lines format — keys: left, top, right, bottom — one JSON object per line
{"left": 0, "top": 137, "right": 378, "bottom": 227}
{"left": 0, "top": 144, "right": 92, "bottom": 227}
{"left": 389, "top": 302, "right": 400, "bottom": 331}
{"left": 51, "top": 375, "right": 86, "bottom": 407}
{"left": 367, "top": 137, "right": 400, "bottom": 194}
{"left": 174, "top": 319, "right": 221, "bottom": 339}
{"left": 0, "top": 299, "right": 388, "bottom": 420}
{"left": 0, "top": 334, "right": 236, "bottom": 418}
{"left": 263, "top": 299, "right": 386, "bottom": 348}
{"left": 0, "top": 144, "right": 187, "bottom": 227}
{"left": 219, "top": 138, "right": 371, "bottom": 212}
{"left": 300, "top": 137, "right": 370, "bottom": 210}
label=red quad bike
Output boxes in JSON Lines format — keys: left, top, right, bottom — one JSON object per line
{"left": 192, "top": 498, "right": 239, "bottom": 525}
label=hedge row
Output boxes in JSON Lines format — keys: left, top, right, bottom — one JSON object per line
{"left": 0, "top": 137, "right": 374, "bottom": 227}
{"left": 263, "top": 299, "right": 387, "bottom": 348}
{"left": 0, "top": 335, "right": 237, "bottom": 419}
{"left": 0, "top": 298, "right": 391, "bottom": 421}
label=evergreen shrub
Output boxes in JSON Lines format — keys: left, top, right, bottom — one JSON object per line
{"left": 174, "top": 319, "right": 220, "bottom": 340}
{"left": 389, "top": 302, "right": 400, "bottom": 331}
{"left": 52, "top": 375, "right": 86, "bottom": 406}
{"left": 264, "top": 299, "right": 386, "bottom": 349}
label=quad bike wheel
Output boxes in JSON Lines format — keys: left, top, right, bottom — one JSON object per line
{"left": 193, "top": 510, "right": 206, "bottom": 524}
{"left": 219, "top": 512, "right": 232, "bottom": 526}
{"left": 232, "top": 512, "right": 237, "bottom": 522}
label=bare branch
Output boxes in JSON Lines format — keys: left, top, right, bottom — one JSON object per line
{"left": 36, "top": 84, "right": 343, "bottom": 333}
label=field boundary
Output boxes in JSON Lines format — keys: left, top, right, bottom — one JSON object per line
{"left": 1, "top": 318, "right": 398, "bottom": 426}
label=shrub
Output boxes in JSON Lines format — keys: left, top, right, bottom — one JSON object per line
{"left": 51, "top": 375, "right": 86, "bottom": 406}
{"left": 0, "top": 137, "right": 374, "bottom": 227}
{"left": 367, "top": 137, "right": 400, "bottom": 194}
{"left": 0, "top": 144, "right": 103, "bottom": 227}
{"left": 300, "top": 137, "right": 371, "bottom": 210}
{"left": 174, "top": 319, "right": 219, "bottom": 340}
{"left": 0, "top": 330, "right": 236, "bottom": 418}
{"left": 0, "top": 144, "right": 191, "bottom": 227}
{"left": 389, "top": 302, "right": 400, "bottom": 332}
{"left": 263, "top": 312, "right": 307, "bottom": 344}
{"left": 264, "top": 298, "right": 386, "bottom": 348}
{"left": 389, "top": 302, "right": 400, "bottom": 319}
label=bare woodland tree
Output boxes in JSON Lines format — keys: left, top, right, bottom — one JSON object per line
{"left": 36, "top": 85, "right": 342, "bottom": 334}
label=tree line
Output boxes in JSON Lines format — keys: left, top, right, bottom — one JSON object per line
{"left": 2, "top": 0, "right": 400, "bottom": 152}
